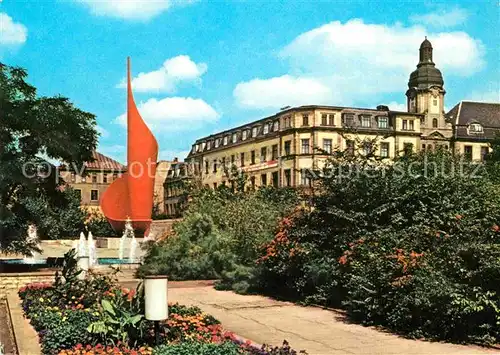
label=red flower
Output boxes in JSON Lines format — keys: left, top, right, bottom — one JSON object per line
{"left": 456, "top": 214, "right": 463, "bottom": 220}
{"left": 492, "top": 224, "right": 499, "bottom": 232}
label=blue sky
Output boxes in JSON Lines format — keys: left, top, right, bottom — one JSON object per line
{"left": 1, "top": 0, "right": 499, "bottom": 163}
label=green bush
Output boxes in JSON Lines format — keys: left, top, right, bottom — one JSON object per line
{"left": 137, "top": 186, "right": 299, "bottom": 287}
{"left": 257, "top": 150, "right": 500, "bottom": 344}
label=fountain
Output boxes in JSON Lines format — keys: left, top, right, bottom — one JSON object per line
{"left": 119, "top": 217, "right": 135, "bottom": 260}
{"left": 78, "top": 232, "right": 87, "bottom": 257}
{"left": 24, "top": 224, "right": 39, "bottom": 263}
{"left": 87, "top": 231, "right": 97, "bottom": 267}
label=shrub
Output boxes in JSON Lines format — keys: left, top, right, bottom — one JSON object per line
{"left": 153, "top": 341, "right": 243, "bottom": 355}
{"left": 256, "top": 150, "right": 500, "bottom": 344}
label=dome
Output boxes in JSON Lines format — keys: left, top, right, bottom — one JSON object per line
{"left": 408, "top": 38, "right": 444, "bottom": 89}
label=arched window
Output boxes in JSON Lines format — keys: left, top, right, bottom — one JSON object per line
{"left": 432, "top": 118, "right": 438, "bottom": 128}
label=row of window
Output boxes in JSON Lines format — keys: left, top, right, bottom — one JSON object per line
{"left": 464, "top": 145, "right": 489, "bottom": 161}
{"left": 74, "top": 189, "right": 99, "bottom": 201}
{"left": 69, "top": 173, "right": 118, "bottom": 184}
{"left": 193, "top": 112, "right": 411, "bottom": 154}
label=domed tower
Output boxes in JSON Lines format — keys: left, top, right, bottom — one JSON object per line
{"left": 406, "top": 37, "right": 451, "bottom": 143}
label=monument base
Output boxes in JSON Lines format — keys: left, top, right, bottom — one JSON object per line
{"left": 107, "top": 218, "right": 152, "bottom": 237}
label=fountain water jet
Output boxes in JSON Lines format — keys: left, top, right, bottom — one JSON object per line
{"left": 88, "top": 231, "right": 97, "bottom": 267}
{"left": 78, "top": 232, "right": 87, "bottom": 257}
{"left": 24, "top": 224, "right": 39, "bottom": 263}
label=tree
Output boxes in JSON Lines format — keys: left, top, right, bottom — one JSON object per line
{"left": 0, "top": 63, "right": 98, "bottom": 253}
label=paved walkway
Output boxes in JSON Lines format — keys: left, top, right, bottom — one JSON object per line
{"left": 164, "top": 286, "right": 497, "bottom": 355}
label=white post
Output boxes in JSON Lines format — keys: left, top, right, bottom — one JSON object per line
{"left": 144, "top": 275, "right": 168, "bottom": 345}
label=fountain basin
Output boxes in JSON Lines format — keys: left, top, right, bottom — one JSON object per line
{"left": 0, "top": 258, "right": 140, "bottom": 273}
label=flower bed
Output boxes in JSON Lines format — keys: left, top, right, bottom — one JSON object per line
{"left": 19, "top": 250, "right": 306, "bottom": 355}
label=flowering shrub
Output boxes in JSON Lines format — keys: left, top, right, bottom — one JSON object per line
{"left": 59, "top": 343, "right": 153, "bottom": 355}
{"left": 255, "top": 151, "right": 500, "bottom": 345}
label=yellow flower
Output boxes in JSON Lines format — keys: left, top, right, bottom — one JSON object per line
{"left": 71, "top": 296, "right": 75, "bottom": 300}
{"left": 39, "top": 297, "right": 44, "bottom": 302}
{"left": 57, "top": 312, "right": 62, "bottom": 316}
{"left": 62, "top": 317, "right": 67, "bottom": 321}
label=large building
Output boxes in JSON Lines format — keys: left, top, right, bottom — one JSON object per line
{"left": 186, "top": 38, "right": 499, "bottom": 189}
{"left": 59, "top": 151, "right": 126, "bottom": 208}
{"left": 164, "top": 159, "right": 191, "bottom": 217}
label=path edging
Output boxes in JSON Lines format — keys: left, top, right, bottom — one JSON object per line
{"left": 7, "top": 291, "right": 41, "bottom": 355}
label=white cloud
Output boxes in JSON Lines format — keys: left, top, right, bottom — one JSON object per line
{"left": 158, "top": 150, "right": 191, "bottom": 161}
{"left": 77, "top": 0, "right": 195, "bottom": 20}
{"left": 0, "top": 13, "right": 27, "bottom": 45}
{"left": 465, "top": 90, "right": 500, "bottom": 103}
{"left": 115, "top": 97, "right": 220, "bottom": 132}
{"left": 410, "top": 8, "right": 468, "bottom": 28}
{"left": 118, "top": 55, "right": 207, "bottom": 93}
{"left": 234, "top": 19, "right": 485, "bottom": 110}
{"left": 234, "top": 75, "right": 332, "bottom": 109}
{"left": 96, "top": 125, "right": 110, "bottom": 138}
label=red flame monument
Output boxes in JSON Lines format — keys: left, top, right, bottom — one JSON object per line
{"left": 100, "top": 58, "right": 159, "bottom": 236}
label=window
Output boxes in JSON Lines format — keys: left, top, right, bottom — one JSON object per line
{"left": 403, "top": 143, "right": 413, "bottom": 155}
{"left": 251, "top": 150, "right": 256, "bottom": 164}
{"left": 302, "top": 114, "right": 309, "bottom": 126}
{"left": 242, "top": 130, "right": 248, "bottom": 140}
{"left": 378, "top": 117, "right": 388, "bottom": 129}
{"left": 272, "top": 171, "right": 279, "bottom": 188}
{"left": 300, "top": 170, "right": 310, "bottom": 186}
{"left": 422, "top": 144, "right": 426, "bottom": 151}
{"left": 361, "top": 115, "right": 371, "bottom": 128}
{"left": 363, "top": 142, "right": 372, "bottom": 156}
{"left": 250, "top": 176, "right": 256, "bottom": 189}
{"left": 240, "top": 152, "right": 245, "bottom": 167}
{"left": 223, "top": 136, "right": 229, "bottom": 145}
{"left": 432, "top": 118, "right": 438, "bottom": 128}
{"left": 113, "top": 173, "right": 118, "bottom": 181}
{"left": 215, "top": 139, "right": 220, "bottom": 148}
{"left": 222, "top": 157, "right": 226, "bottom": 168}
{"left": 201, "top": 142, "right": 206, "bottom": 151}
{"left": 323, "top": 139, "right": 332, "bottom": 154}
{"left": 231, "top": 154, "right": 235, "bottom": 165}
{"left": 301, "top": 139, "right": 310, "bottom": 154}
{"left": 232, "top": 133, "right": 237, "bottom": 143}
{"left": 205, "top": 161, "right": 209, "bottom": 174}
{"left": 272, "top": 144, "right": 278, "bottom": 160}
{"left": 213, "top": 182, "right": 217, "bottom": 189}
{"left": 464, "top": 145, "right": 473, "bottom": 160}
{"left": 90, "top": 190, "right": 99, "bottom": 201}
{"left": 481, "top": 146, "right": 489, "bottom": 161}
{"left": 252, "top": 127, "right": 258, "bottom": 137}
{"left": 284, "top": 169, "right": 291, "bottom": 187}
{"left": 103, "top": 174, "right": 108, "bottom": 184}
{"left": 261, "top": 174, "right": 267, "bottom": 186}
{"left": 195, "top": 144, "right": 200, "bottom": 152}
{"left": 346, "top": 140, "right": 355, "bottom": 156}
{"left": 433, "top": 99, "right": 437, "bottom": 106}
{"left": 273, "top": 121, "right": 279, "bottom": 132}
{"left": 263, "top": 124, "right": 269, "bottom": 135}
{"left": 469, "top": 123, "right": 484, "bottom": 133}
{"left": 284, "top": 141, "right": 291, "bottom": 156}
{"left": 207, "top": 141, "right": 212, "bottom": 150}
{"left": 261, "top": 147, "right": 267, "bottom": 162}
{"left": 321, "top": 114, "right": 327, "bottom": 126}
{"left": 328, "top": 114, "right": 335, "bottom": 126}
{"left": 92, "top": 174, "right": 97, "bottom": 183}
{"left": 343, "top": 113, "right": 354, "bottom": 126}
{"left": 380, "top": 142, "right": 389, "bottom": 158}
{"left": 402, "top": 120, "right": 408, "bottom": 130}
{"left": 409, "top": 120, "right": 414, "bottom": 131}
{"left": 284, "top": 116, "right": 291, "bottom": 128}
{"left": 75, "top": 189, "right": 82, "bottom": 201}
{"left": 213, "top": 160, "right": 217, "bottom": 173}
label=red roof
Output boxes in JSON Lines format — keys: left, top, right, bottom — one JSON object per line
{"left": 84, "top": 150, "right": 126, "bottom": 171}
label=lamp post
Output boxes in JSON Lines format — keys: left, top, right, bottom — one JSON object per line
{"left": 144, "top": 275, "right": 168, "bottom": 345}
{"left": 77, "top": 256, "right": 89, "bottom": 280}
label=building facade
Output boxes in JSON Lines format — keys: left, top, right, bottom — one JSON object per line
{"left": 186, "top": 39, "right": 499, "bottom": 189}
{"left": 164, "top": 159, "right": 191, "bottom": 217}
{"left": 59, "top": 151, "right": 126, "bottom": 208}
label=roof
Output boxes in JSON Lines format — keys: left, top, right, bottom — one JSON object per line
{"left": 446, "top": 101, "right": 500, "bottom": 140}
{"left": 84, "top": 150, "right": 126, "bottom": 171}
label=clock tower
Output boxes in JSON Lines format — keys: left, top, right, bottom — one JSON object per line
{"left": 406, "top": 37, "right": 452, "bottom": 148}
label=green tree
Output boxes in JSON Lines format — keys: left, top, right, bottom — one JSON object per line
{"left": 0, "top": 63, "right": 98, "bottom": 253}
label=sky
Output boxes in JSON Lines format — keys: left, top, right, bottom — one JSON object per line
{"left": 1, "top": 0, "right": 499, "bottom": 163}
